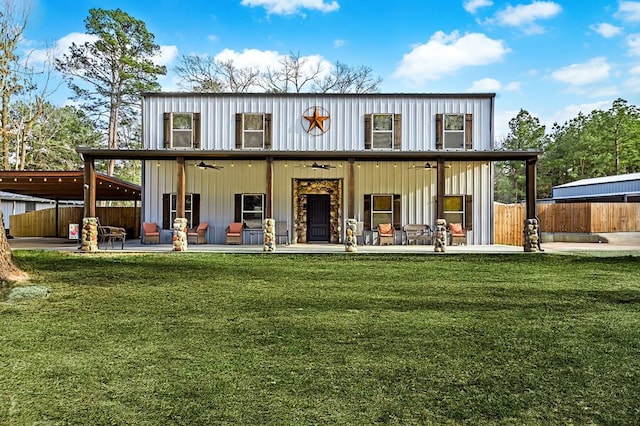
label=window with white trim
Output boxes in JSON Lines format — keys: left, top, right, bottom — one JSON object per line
{"left": 242, "top": 194, "right": 264, "bottom": 228}
{"left": 443, "top": 114, "right": 465, "bottom": 149}
{"left": 171, "top": 193, "right": 194, "bottom": 228}
{"left": 243, "top": 114, "right": 265, "bottom": 149}
{"left": 171, "top": 113, "right": 193, "bottom": 148}
{"left": 372, "top": 114, "right": 393, "bottom": 149}
{"left": 443, "top": 195, "right": 464, "bottom": 226}
{"left": 371, "top": 194, "right": 393, "bottom": 229}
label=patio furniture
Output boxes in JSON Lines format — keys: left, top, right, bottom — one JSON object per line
{"left": 403, "top": 224, "right": 432, "bottom": 245}
{"left": 187, "top": 222, "right": 208, "bottom": 244}
{"left": 448, "top": 222, "right": 467, "bottom": 245}
{"left": 142, "top": 222, "right": 160, "bottom": 244}
{"left": 225, "top": 222, "right": 243, "bottom": 244}
{"left": 377, "top": 223, "right": 395, "bottom": 245}
{"left": 275, "top": 221, "right": 290, "bottom": 245}
{"left": 97, "top": 218, "right": 126, "bottom": 249}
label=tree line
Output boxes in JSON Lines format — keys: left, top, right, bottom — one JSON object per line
{"left": 495, "top": 99, "right": 640, "bottom": 203}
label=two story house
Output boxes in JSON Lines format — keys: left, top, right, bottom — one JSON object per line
{"left": 78, "top": 92, "right": 541, "bottom": 246}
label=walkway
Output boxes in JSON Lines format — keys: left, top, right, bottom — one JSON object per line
{"left": 7, "top": 237, "right": 640, "bottom": 255}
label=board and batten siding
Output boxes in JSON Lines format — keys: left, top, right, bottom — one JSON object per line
{"left": 143, "top": 94, "right": 494, "bottom": 152}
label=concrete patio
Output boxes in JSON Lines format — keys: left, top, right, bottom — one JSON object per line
{"left": 7, "top": 235, "right": 640, "bottom": 254}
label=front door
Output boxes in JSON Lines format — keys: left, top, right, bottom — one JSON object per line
{"left": 307, "top": 195, "right": 330, "bottom": 242}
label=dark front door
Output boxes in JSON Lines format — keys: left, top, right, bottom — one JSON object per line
{"left": 307, "top": 194, "right": 330, "bottom": 242}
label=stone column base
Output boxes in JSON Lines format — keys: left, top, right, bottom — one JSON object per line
{"left": 264, "top": 218, "right": 276, "bottom": 252}
{"left": 173, "top": 218, "right": 188, "bottom": 251}
{"left": 434, "top": 218, "right": 447, "bottom": 253}
{"left": 523, "top": 218, "right": 540, "bottom": 252}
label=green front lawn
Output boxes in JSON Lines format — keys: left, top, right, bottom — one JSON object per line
{"left": 2, "top": 252, "right": 639, "bottom": 425}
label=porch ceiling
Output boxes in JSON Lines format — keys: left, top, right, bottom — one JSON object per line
{"left": 77, "top": 148, "right": 541, "bottom": 162}
{"left": 0, "top": 171, "right": 141, "bottom": 201}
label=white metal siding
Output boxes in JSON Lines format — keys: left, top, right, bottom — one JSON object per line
{"left": 143, "top": 94, "right": 494, "bottom": 152}
{"left": 144, "top": 159, "right": 493, "bottom": 244}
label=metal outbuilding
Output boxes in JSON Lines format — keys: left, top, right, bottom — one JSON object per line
{"left": 552, "top": 173, "right": 640, "bottom": 202}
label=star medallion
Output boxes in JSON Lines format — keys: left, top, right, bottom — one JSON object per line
{"left": 302, "top": 106, "right": 330, "bottom": 134}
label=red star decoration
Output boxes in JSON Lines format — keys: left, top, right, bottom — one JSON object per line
{"left": 303, "top": 107, "right": 329, "bottom": 133}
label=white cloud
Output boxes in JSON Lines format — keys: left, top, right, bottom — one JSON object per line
{"left": 26, "top": 32, "right": 177, "bottom": 68}
{"left": 624, "top": 75, "right": 640, "bottom": 92}
{"left": 333, "top": 39, "right": 345, "bottom": 48}
{"left": 468, "top": 77, "right": 520, "bottom": 92}
{"left": 468, "top": 77, "right": 502, "bottom": 91}
{"left": 154, "top": 45, "right": 179, "bottom": 66}
{"left": 614, "top": 1, "right": 640, "bottom": 22}
{"left": 463, "top": 0, "right": 493, "bottom": 14}
{"left": 207, "top": 34, "right": 219, "bottom": 43}
{"left": 240, "top": 0, "right": 339, "bottom": 15}
{"left": 590, "top": 23, "right": 622, "bottom": 38}
{"left": 547, "top": 101, "right": 611, "bottom": 127}
{"left": 27, "top": 32, "right": 99, "bottom": 64}
{"left": 495, "top": 1, "right": 562, "bottom": 34}
{"left": 392, "top": 31, "right": 510, "bottom": 84}
{"left": 215, "top": 48, "right": 283, "bottom": 69}
{"left": 628, "top": 33, "right": 640, "bottom": 56}
{"left": 504, "top": 81, "right": 522, "bottom": 91}
{"left": 550, "top": 57, "right": 610, "bottom": 86}
{"left": 630, "top": 64, "right": 640, "bottom": 74}
{"left": 214, "top": 48, "right": 333, "bottom": 77}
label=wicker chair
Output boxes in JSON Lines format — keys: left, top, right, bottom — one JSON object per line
{"left": 377, "top": 223, "right": 395, "bottom": 245}
{"left": 448, "top": 222, "right": 467, "bottom": 245}
{"left": 187, "top": 222, "right": 208, "bottom": 244}
{"left": 142, "top": 222, "right": 160, "bottom": 244}
{"left": 225, "top": 222, "right": 243, "bottom": 244}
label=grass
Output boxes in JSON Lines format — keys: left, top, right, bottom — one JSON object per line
{"left": 1, "top": 251, "right": 639, "bottom": 425}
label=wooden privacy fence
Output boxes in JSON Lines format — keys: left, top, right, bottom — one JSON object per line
{"left": 9, "top": 206, "right": 141, "bottom": 238}
{"left": 495, "top": 202, "right": 640, "bottom": 246}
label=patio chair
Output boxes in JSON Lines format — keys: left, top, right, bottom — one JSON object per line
{"left": 96, "top": 218, "right": 126, "bottom": 249}
{"left": 187, "top": 222, "right": 208, "bottom": 244}
{"left": 448, "top": 222, "right": 466, "bottom": 245}
{"left": 142, "top": 222, "right": 160, "bottom": 244}
{"left": 225, "top": 222, "right": 243, "bottom": 244}
{"left": 377, "top": 223, "right": 395, "bottom": 245}
{"left": 275, "top": 221, "right": 290, "bottom": 245}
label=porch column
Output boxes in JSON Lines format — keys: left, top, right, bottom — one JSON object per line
{"left": 436, "top": 157, "right": 445, "bottom": 219}
{"left": 266, "top": 157, "right": 274, "bottom": 218}
{"left": 523, "top": 157, "right": 541, "bottom": 252}
{"left": 525, "top": 157, "right": 537, "bottom": 219}
{"left": 348, "top": 158, "right": 355, "bottom": 219}
{"left": 176, "top": 157, "right": 186, "bottom": 218}
{"left": 83, "top": 158, "right": 96, "bottom": 218}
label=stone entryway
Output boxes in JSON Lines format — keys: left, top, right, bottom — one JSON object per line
{"left": 293, "top": 179, "right": 342, "bottom": 243}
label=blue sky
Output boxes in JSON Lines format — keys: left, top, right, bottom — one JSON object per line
{"left": 22, "top": 0, "right": 640, "bottom": 138}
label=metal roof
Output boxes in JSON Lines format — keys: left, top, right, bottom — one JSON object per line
{"left": 0, "top": 171, "right": 141, "bottom": 201}
{"left": 77, "top": 148, "right": 542, "bottom": 162}
{"left": 552, "top": 173, "right": 640, "bottom": 201}
{"left": 554, "top": 172, "right": 640, "bottom": 188}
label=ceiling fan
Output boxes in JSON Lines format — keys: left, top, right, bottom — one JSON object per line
{"left": 297, "top": 162, "right": 336, "bottom": 170}
{"left": 408, "top": 162, "right": 451, "bottom": 170}
{"left": 196, "top": 161, "right": 223, "bottom": 170}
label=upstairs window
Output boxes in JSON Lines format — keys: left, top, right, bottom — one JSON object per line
{"left": 163, "top": 112, "right": 201, "bottom": 149}
{"left": 364, "top": 114, "right": 401, "bottom": 150}
{"left": 435, "top": 113, "right": 472, "bottom": 150}
{"left": 236, "top": 113, "right": 272, "bottom": 149}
